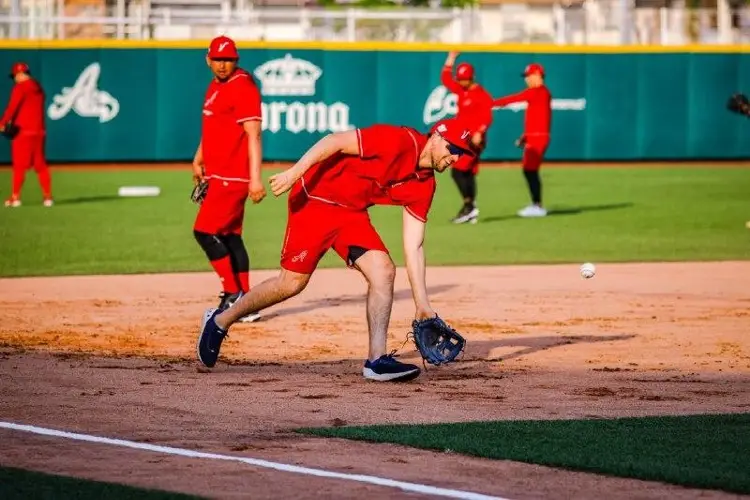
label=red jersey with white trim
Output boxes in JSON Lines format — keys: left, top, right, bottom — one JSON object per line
{"left": 298, "top": 124, "right": 437, "bottom": 221}
{"left": 440, "top": 67, "right": 494, "bottom": 135}
{"left": 201, "top": 68, "right": 262, "bottom": 182}
{"left": 0, "top": 78, "right": 45, "bottom": 136}
{"left": 493, "top": 85, "right": 552, "bottom": 138}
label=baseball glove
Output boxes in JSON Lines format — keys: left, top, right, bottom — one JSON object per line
{"left": 0, "top": 121, "right": 19, "bottom": 139}
{"left": 191, "top": 179, "right": 208, "bottom": 205}
{"left": 411, "top": 315, "right": 466, "bottom": 366}
{"left": 727, "top": 93, "right": 750, "bottom": 117}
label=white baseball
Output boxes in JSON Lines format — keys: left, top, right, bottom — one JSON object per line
{"left": 580, "top": 262, "right": 596, "bottom": 279}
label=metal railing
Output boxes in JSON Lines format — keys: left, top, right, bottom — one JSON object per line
{"left": 0, "top": 0, "right": 747, "bottom": 44}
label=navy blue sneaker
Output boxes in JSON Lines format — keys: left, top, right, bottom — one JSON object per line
{"left": 197, "top": 308, "right": 228, "bottom": 368}
{"left": 362, "top": 354, "right": 421, "bottom": 382}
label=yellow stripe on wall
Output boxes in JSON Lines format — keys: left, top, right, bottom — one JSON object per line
{"left": 0, "top": 39, "right": 748, "bottom": 53}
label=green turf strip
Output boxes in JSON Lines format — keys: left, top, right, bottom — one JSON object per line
{"left": 0, "top": 465, "right": 203, "bottom": 499}
{"left": 298, "top": 413, "right": 750, "bottom": 494}
{"left": 1, "top": 166, "right": 749, "bottom": 277}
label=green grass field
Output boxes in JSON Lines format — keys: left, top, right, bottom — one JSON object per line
{"left": 0, "top": 465, "right": 202, "bottom": 499}
{"left": 0, "top": 166, "right": 748, "bottom": 277}
{"left": 298, "top": 413, "right": 750, "bottom": 495}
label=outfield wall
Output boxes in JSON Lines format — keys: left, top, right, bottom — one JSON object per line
{"left": 0, "top": 41, "right": 748, "bottom": 163}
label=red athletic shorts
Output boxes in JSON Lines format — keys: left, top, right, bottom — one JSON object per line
{"left": 522, "top": 136, "right": 550, "bottom": 172}
{"left": 193, "top": 179, "right": 248, "bottom": 235}
{"left": 280, "top": 196, "right": 388, "bottom": 275}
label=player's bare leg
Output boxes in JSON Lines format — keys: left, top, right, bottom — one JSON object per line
{"left": 352, "top": 248, "right": 420, "bottom": 381}
{"left": 197, "top": 269, "right": 310, "bottom": 368}
{"left": 215, "top": 269, "right": 310, "bottom": 329}
{"left": 350, "top": 249, "right": 396, "bottom": 361}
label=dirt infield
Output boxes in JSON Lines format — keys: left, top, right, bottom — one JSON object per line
{"left": 1, "top": 261, "right": 749, "bottom": 499}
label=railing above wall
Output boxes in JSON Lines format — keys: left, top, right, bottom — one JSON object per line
{"left": 0, "top": 0, "right": 748, "bottom": 43}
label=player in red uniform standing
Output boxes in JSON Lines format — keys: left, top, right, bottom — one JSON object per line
{"left": 493, "top": 63, "right": 552, "bottom": 218}
{"left": 192, "top": 36, "right": 267, "bottom": 321}
{"left": 440, "top": 51, "right": 494, "bottom": 224}
{"left": 1, "top": 62, "right": 53, "bottom": 208}
{"left": 196, "top": 117, "right": 475, "bottom": 381}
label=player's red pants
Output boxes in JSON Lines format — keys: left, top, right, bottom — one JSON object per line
{"left": 193, "top": 178, "right": 249, "bottom": 235}
{"left": 521, "top": 136, "right": 550, "bottom": 172}
{"left": 11, "top": 134, "right": 51, "bottom": 198}
{"left": 280, "top": 188, "right": 388, "bottom": 275}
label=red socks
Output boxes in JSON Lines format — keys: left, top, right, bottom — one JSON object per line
{"left": 11, "top": 167, "right": 52, "bottom": 199}
{"left": 210, "top": 256, "right": 240, "bottom": 293}
{"left": 37, "top": 167, "right": 52, "bottom": 199}
{"left": 237, "top": 271, "right": 250, "bottom": 294}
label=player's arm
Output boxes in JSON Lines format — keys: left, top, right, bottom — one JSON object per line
{"left": 268, "top": 130, "right": 359, "bottom": 196}
{"left": 233, "top": 76, "right": 266, "bottom": 202}
{"left": 471, "top": 94, "right": 494, "bottom": 145}
{"left": 476, "top": 93, "right": 494, "bottom": 134}
{"left": 0, "top": 85, "right": 24, "bottom": 129}
{"left": 402, "top": 208, "right": 435, "bottom": 320}
{"left": 242, "top": 119, "right": 265, "bottom": 203}
{"left": 440, "top": 52, "right": 464, "bottom": 94}
{"left": 492, "top": 88, "right": 533, "bottom": 108}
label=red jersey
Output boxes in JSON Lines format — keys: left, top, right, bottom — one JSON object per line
{"left": 440, "top": 66, "right": 494, "bottom": 135}
{"left": 298, "top": 125, "right": 437, "bottom": 222}
{"left": 1, "top": 78, "right": 46, "bottom": 136}
{"left": 493, "top": 85, "right": 552, "bottom": 138}
{"left": 201, "top": 68, "right": 262, "bottom": 182}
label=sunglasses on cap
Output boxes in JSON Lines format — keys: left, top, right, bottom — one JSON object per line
{"left": 446, "top": 142, "right": 469, "bottom": 156}
{"left": 436, "top": 133, "right": 470, "bottom": 156}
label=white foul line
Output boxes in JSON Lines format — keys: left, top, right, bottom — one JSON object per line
{"left": 0, "top": 421, "right": 510, "bottom": 500}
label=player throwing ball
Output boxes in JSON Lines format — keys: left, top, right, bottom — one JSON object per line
{"left": 493, "top": 63, "right": 552, "bottom": 218}
{"left": 191, "top": 36, "right": 267, "bottom": 321}
{"left": 440, "top": 51, "right": 495, "bottom": 224}
{"left": 197, "top": 118, "right": 473, "bottom": 381}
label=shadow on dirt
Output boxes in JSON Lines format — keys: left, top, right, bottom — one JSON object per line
{"left": 460, "top": 334, "right": 637, "bottom": 362}
{"left": 261, "top": 283, "right": 458, "bottom": 320}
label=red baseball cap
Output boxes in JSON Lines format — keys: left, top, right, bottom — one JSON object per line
{"left": 456, "top": 62, "right": 474, "bottom": 81}
{"left": 9, "top": 62, "right": 29, "bottom": 78}
{"left": 431, "top": 118, "right": 475, "bottom": 156}
{"left": 522, "top": 63, "right": 545, "bottom": 77}
{"left": 207, "top": 35, "right": 239, "bottom": 60}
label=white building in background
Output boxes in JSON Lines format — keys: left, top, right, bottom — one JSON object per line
{"left": 0, "top": 0, "right": 747, "bottom": 44}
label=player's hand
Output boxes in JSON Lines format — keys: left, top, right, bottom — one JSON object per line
{"left": 268, "top": 169, "right": 298, "bottom": 197}
{"left": 249, "top": 179, "right": 267, "bottom": 204}
{"left": 192, "top": 162, "right": 204, "bottom": 185}
{"left": 445, "top": 51, "right": 460, "bottom": 66}
{"left": 415, "top": 306, "right": 437, "bottom": 322}
{"left": 471, "top": 132, "right": 483, "bottom": 147}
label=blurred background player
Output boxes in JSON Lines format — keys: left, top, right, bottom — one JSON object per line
{"left": 440, "top": 51, "right": 494, "bottom": 224}
{"left": 493, "top": 63, "right": 551, "bottom": 218}
{"left": 1, "top": 62, "right": 52, "bottom": 208}
{"left": 192, "top": 35, "right": 267, "bottom": 322}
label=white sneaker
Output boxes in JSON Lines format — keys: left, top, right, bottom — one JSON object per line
{"left": 452, "top": 206, "right": 479, "bottom": 224}
{"left": 4, "top": 198, "right": 21, "bottom": 208}
{"left": 238, "top": 311, "right": 261, "bottom": 323}
{"left": 517, "top": 204, "right": 547, "bottom": 218}
{"left": 43, "top": 199, "right": 54, "bottom": 207}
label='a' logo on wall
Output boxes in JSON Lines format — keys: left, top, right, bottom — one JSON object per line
{"left": 48, "top": 62, "right": 120, "bottom": 123}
